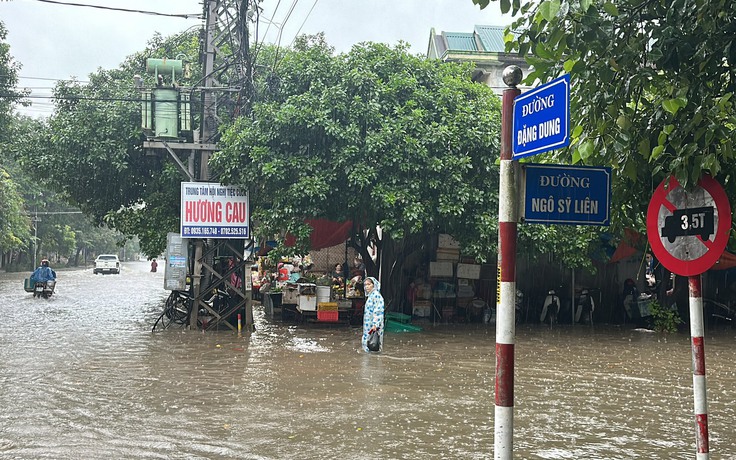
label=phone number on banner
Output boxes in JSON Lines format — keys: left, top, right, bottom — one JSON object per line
{"left": 182, "top": 226, "right": 249, "bottom": 237}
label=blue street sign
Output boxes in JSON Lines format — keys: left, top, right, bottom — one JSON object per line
{"left": 523, "top": 164, "right": 611, "bottom": 226}
{"left": 513, "top": 74, "right": 570, "bottom": 159}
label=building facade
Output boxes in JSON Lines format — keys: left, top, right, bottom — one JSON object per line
{"left": 427, "top": 25, "right": 531, "bottom": 94}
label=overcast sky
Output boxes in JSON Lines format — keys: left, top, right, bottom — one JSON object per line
{"left": 2, "top": 0, "right": 512, "bottom": 117}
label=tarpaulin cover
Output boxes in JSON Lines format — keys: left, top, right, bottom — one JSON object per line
{"left": 608, "top": 227, "right": 736, "bottom": 271}
{"left": 284, "top": 219, "right": 353, "bottom": 250}
{"left": 608, "top": 228, "right": 643, "bottom": 264}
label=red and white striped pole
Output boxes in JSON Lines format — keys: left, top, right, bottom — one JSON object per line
{"left": 495, "top": 66, "right": 522, "bottom": 460}
{"left": 688, "top": 275, "right": 709, "bottom": 459}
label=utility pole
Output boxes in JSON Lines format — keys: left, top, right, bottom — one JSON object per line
{"left": 141, "top": 0, "right": 255, "bottom": 332}
{"left": 187, "top": 0, "right": 255, "bottom": 331}
{"left": 190, "top": 0, "right": 219, "bottom": 329}
{"left": 32, "top": 211, "right": 39, "bottom": 269}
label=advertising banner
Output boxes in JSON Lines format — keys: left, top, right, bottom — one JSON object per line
{"left": 164, "top": 232, "right": 188, "bottom": 291}
{"left": 180, "top": 182, "right": 249, "bottom": 239}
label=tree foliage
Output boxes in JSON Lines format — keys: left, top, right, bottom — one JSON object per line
{"left": 479, "top": 0, "right": 736, "bottom": 240}
{"left": 0, "top": 22, "right": 27, "bottom": 141}
{"left": 14, "top": 31, "right": 202, "bottom": 257}
{"left": 0, "top": 167, "right": 29, "bottom": 253}
{"left": 0, "top": 22, "right": 31, "bottom": 254}
{"left": 212, "top": 37, "right": 503, "bottom": 264}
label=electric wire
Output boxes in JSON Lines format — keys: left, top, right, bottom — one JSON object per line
{"left": 270, "top": 0, "right": 301, "bottom": 72}
{"left": 288, "top": 0, "right": 319, "bottom": 48}
{"left": 28, "top": 0, "right": 202, "bottom": 19}
{"left": 252, "top": 0, "right": 283, "bottom": 63}
{"left": 275, "top": 0, "right": 299, "bottom": 51}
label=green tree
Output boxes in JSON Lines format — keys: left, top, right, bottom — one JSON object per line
{"left": 0, "top": 23, "right": 31, "bottom": 256}
{"left": 212, "top": 38, "right": 502, "bottom": 281}
{"left": 474, "top": 0, "right": 736, "bottom": 238}
{"left": 0, "top": 21, "right": 27, "bottom": 141}
{"left": 14, "top": 31, "right": 202, "bottom": 257}
{"left": 0, "top": 167, "right": 29, "bottom": 254}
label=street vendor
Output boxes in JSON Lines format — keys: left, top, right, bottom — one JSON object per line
{"left": 349, "top": 256, "right": 365, "bottom": 283}
{"left": 331, "top": 263, "right": 345, "bottom": 285}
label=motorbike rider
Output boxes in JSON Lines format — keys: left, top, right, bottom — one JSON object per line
{"left": 31, "top": 259, "right": 56, "bottom": 284}
{"left": 31, "top": 259, "right": 56, "bottom": 297}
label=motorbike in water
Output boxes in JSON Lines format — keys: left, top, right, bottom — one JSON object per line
{"left": 574, "top": 289, "right": 596, "bottom": 325}
{"left": 539, "top": 289, "right": 560, "bottom": 326}
{"left": 515, "top": 289, "right": 524, "bottom": 324}
{"left": 24, "top": 278, "right": 56, "bottom": 299}
{"left": 478, "top": 289, "right": 523, "bottom": 325}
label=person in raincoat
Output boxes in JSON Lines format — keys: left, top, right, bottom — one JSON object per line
{"left": 362, "top": 276, "right": 385, "bottom": 353}
{"left": 31, "top": 259, "right": 56, "bottom": 284}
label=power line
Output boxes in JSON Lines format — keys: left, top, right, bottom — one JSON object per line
{"left": 29, "top": 0, "right": 203, "bottom": 19}
{"left": 15, "top": 75, "right": 90, "bottom": 83}
{"left": 3, "top": 93, "right": 141, "bottom": 102}
{"left": 289, "top": 0, "right": 319, "bottom": 48}
{"left": 276, "top": 0, "right": 300, "bottom": 50}
{"left": 260, "top": 0, "right": 283, "bottom": 45}
{"left": 28, "top": 211, "right": 84, "bottom": 215}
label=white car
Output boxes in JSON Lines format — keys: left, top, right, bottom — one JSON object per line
{"left": 94, "top": 254, "right": 121, "bottom": 275}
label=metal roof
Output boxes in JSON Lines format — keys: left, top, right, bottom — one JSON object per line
{"left": 437, "top": 25, "right": 510, "bottom": 54}
{"left": 475, "top": 25, "right": 508, "bottom": 53}
{"left": 443, "top": 32, "right": 478, "bottom": 52}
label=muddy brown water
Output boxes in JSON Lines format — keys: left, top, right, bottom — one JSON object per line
{"left": 1, "top": 262, "right": 735, "bottom": 459}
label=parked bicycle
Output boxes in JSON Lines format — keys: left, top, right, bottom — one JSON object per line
{"left": 152, "top": 287, "right": 231, "bottom": 331}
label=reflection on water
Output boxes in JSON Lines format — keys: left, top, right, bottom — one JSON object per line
{"left": 0, "top": 263, "right": 735, "bottom": 459}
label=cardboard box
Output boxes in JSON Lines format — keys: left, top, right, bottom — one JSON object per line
{"left": 438, "top": 233, "right": 460, "bottom": 249}
{"left": 457, "top": 263, "right": 481, "bottom": 280}
{"left": 413, "top": 300, "right": 431, "bottom": 317}
{"left": 430, "top": 261, "right": 454, "bottom": 277}
{"left": 436, "top": 247, "right": 460, "bottom": 261}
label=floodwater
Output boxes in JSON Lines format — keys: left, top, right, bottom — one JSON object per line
{"left": 1, "top": 262, "right": 735, "bottom": 459}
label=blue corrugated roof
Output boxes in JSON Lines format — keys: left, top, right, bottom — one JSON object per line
{"left": 475, "top": 25, "right": 507, "bottom": 53}
{"left": 443, "top": 32, "right": 478, "bottom": 52}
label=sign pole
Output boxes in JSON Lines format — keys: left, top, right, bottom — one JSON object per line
{"left": 647, "top": 174, "right": 729, "bottom": 460}
{"left": 689, "top": 275, "right": 710, "bottom": 459}
{"left": 495, "top": 65, "right": 522, "bottom": 460}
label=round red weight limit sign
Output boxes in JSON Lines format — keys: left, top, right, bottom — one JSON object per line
{"left": 646, "top": 175, "right": 731, "bottom": 276}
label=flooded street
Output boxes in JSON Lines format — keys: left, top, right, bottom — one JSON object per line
{"left": 1, "top": 261, "right": 735, "bottom": 459}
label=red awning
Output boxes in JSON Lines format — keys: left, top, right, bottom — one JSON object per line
{"left": 608, "top": 228, "right": 643, "bottom": 264}
{"left": 608, "top": 227, "right": 736, "bottom": 272}
{"left": 284, "top": 219, "right": 353, "bottom": 251}
{"left": 710, "top": 251, "right": 736, "bottom": 271}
